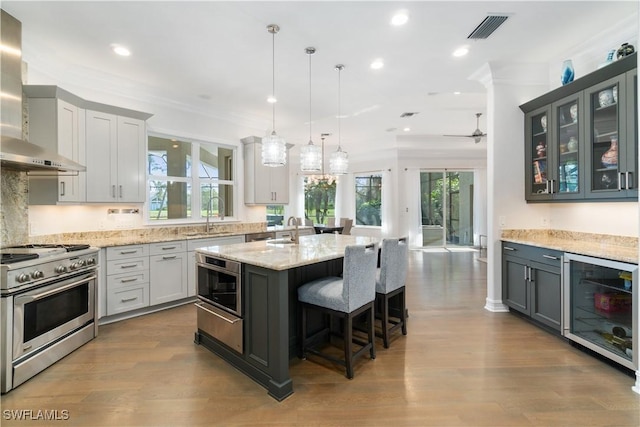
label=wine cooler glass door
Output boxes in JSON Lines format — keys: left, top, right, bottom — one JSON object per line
{"left": 564, "top": 253, "right": 637, "bottom": 370}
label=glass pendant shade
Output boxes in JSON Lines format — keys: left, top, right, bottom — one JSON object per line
{"left": 300, "top": 141, "right": 322, "bottom": 172}
{"left": 329, "top": 147, "right": 349, "bottom": 175}
{"left": 262, "top": 131, "right": 286, "bottom": 167}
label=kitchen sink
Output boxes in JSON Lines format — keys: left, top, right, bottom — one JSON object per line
{"left": 266, "top": 238, "right": 297, "bottom": 245}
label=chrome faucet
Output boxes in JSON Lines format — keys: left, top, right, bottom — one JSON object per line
{"left": 206, "top": 196, "right": 225, "bottom": 233}
{"left": 286, "top": 216, "right": 299, "bottom": 244}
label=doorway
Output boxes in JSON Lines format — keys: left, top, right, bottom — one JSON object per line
{"left": 420, "top": 170, "right": 474, "bottom": 248}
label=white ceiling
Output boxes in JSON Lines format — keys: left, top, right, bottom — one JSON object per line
{"left": 2, "top": 1, "right": 638, "bottom": 161}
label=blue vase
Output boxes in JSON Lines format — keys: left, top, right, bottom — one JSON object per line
{"left": 561, "top": 60, "right": 574, "bottom": 85}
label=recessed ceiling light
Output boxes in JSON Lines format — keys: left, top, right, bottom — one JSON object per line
{"left": 454, "top": 91, "right": 461, "bottom": 95}
{"left": 370, "top": 59, "right": 384, "bottom": 70}
{"left": 267, "top": 96, "right": 277, "bottom": 104}
{"left": 403, "top": 127, "right": 411, "bottom": 132}
{"left": 111, "top": 44, "right": 131, "bottom": 57}
{"left": 391, "top": 11, "right": 409, "bottom": 26}
{"left": 452, "top": 46, "right": 469, "bottom": 57}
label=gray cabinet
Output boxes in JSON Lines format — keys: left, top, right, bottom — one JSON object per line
{"left": 241, "top": 136, "right": 290, "bottom": 205}
{"left": 24, "top": 86, "right": 86, "bottom": 204}
{"left": 105, "top": 244, "right": 150, "bottom": 316}
{"left": 521, "top": 53, "right": 636, "bottom": 202}
{"left": 502, "top": 242, "right": 562, "bottom": 332}
{"left": 149, "top": 241, "right": 188, "bottom": 305}
{"left": 85, "top": 111, "right": 148, "bottom": 202}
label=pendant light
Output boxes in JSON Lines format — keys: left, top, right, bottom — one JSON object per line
{"left": 300, "top": 47, "right": 322, "bottom": 172}
{"left": 330, "top": 64, "right": 348, "bottom": 175}
{"left": 262, "top": 24, "right": 287, "bottom": 167}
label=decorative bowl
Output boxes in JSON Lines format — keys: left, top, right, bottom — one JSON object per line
{"left": 599, "top": 89, "right": 614, "bottom": 107}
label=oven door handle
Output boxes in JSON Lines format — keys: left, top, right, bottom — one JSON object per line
{"left": 14, "top": 274, "right": 97, "bottom": 303}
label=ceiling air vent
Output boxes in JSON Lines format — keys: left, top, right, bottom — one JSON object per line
{"left": 467, "top": 15, "right": 509, "bottom": 39}
{"left": 400, "top": 112, "right": 419, "bottom": 118}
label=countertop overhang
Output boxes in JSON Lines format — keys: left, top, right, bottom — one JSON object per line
{"left": 196, "top": 234, "right": 379, "bottom": 271}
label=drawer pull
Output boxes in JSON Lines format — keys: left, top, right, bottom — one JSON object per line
{"left": 120, "top": 277, "right": 138, "bottom": 283}
{"left": 161, "top": 246, "right": 176, "bottom": 250}
{"left": 121, "top": 296, "right": 138, "bottom": 303}
{"left": 162, "top": 256, "right": 177, "bottom": 260}
{"left": 542, "top": 254, "right": 560, "bottom": 260}
{"left": 119, "top": 250, "right": 138, "bottom": 255}
{"left": 503, "top": 246, "right": 516, "bottom": 251}
{"left": 119, "top": 263, "right": 139, "bottom": 269}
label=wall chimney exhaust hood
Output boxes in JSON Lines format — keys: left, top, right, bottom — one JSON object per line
{"left": 0, "top": 9, "right": 85, "bottom": 173}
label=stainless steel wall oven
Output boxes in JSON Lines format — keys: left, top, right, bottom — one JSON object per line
{"left": 1, "top": 244, "right": 99, "bottom": 393}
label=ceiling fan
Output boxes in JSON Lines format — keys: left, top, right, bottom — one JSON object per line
{"left": 444, "top": 113, "right": 487, "bottom": 143}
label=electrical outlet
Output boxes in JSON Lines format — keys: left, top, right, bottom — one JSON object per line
{"left": 541, "top": 217, "right": 548, "bottom": 227}
{"left": 498, "top": 216, "right": 506, "bottom": 227}
{"left": 29, "top": 222, "right": 39, "bottom": 235}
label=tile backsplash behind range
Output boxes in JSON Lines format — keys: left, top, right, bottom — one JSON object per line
{"left": 0, "top": 169, "right": 29, "bottom": 246}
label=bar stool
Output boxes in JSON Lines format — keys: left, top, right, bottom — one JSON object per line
{"left": 297, "top": 243, "right": 377, "bottom": 379}
{"left": 376, "top": 237, "right": 408, "bottom": 348}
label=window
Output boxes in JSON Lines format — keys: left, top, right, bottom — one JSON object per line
{"left": 266, "top": 205, "right": 284, "bottom": 226}
{"left": 304, "top": 178, "right": 336, "bottom": 225}
{"left": 355, "top": 174, "right": 382, "bottom": 226}
{"left": 147, "top": 135, "right": 235, "bottom": 222}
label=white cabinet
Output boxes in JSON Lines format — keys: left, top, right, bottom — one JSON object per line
{"left": 85, "top": 110, "right": 147, "bottom": 202}
{"left": 149, "top": 241, "right": 188, "bottom": 305}
{"left": 105, "top": 245, "right": 150, "bottom": 316}
{"left": 187, "top": 235, "right": 244, "bottom": 297}
{"left": 241, "top": 136, "right": 290, "bottom": 205}
{"left": 24, "top": 86, "right": 86, "bottom": 204}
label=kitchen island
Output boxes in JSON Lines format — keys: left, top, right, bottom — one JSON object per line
{"left": 194, "top": 234, "right": 378, "bottom": 401}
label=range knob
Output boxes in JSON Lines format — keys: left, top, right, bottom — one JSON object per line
{"left": 86, "top": 258, "right": 96, "bottom": 266}
{"left": 55, "top": 265, "right": 67, "bottom": 274}
{"left": 17, "top": 273, "right": 30, "bottom": 283}
{"left": 31, "top": 270, "right": 44, "bottom": 280}
{"left": 70, "top": 260, "right": 84, "bottom": 270}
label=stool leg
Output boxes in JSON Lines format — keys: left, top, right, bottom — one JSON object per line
{"left": 382, "top": 294, "right": 390, "bottom": 349}
{"left": 368, "top": 302, "right": 376, "bottom": 360}
{"left": 400, "top": 288, "right": 407, "bottom": 335}
{"left": 301, "top": 305, "right": 307, "bottom": 359}
{"left": 344, "top": 314, "right": 354, "bottom": 379}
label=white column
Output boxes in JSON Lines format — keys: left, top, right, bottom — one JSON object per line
{"left": 470, "top": 62, "right": 550, "bottom": 312}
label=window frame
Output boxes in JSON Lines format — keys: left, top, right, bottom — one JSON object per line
{"left": 354, "top": 172, "right": 383, "bottom": 228}
{"left": 145, "top": 131, "right": 238, "bottom": 225}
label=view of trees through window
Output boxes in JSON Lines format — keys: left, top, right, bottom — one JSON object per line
{"left": 355, "top": 174, "right": 382, "bottom": 226}
{"left": 304, "top": 178, "right": 336, "bottom": 225}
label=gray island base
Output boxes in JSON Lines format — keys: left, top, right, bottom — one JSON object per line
{"left": 194, "top": 234, "right": 379, "bottom": 401}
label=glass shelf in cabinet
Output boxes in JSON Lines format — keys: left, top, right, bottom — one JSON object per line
{"left": 533, "top": 131, "right": 547, "bottom": 137}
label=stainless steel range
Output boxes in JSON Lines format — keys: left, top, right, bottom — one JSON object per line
{"left": 0, "top": 244, "right": 99, "bottom": 393}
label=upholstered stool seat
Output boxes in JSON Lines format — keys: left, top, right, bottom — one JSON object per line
{"left": 298, "top": 243, "right": 378, "bottom": 379}
{"left": 375, "top": 237, "right": 408, "bottom": 348}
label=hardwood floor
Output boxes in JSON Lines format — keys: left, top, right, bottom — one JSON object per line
{"left": 2, "top": 250, "right": 639, "bottom": 426}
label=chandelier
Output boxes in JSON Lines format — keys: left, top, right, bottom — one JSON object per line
{"left": 329, "top": 64, "right": 348, "bottom": 175}
{"left": 300, "top": 47, "right": 322, "bottom": 172}
{"left": 305, "top": 133, "right": 338, "bottom": 187}
{"left": 262, "top": 24, "right": 287, "bottom": 167}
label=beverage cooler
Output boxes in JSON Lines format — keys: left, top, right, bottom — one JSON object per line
{"left": 563, "top": 253, "right": 638, "bottom": 373}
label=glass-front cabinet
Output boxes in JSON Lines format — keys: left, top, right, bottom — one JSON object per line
{"left": 522, "top": 53, "right": 636, "bottom": 202}
{"left": 563, "top": 253, "right": 637, "bottom": 371}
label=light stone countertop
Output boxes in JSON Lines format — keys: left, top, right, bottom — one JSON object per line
{"left": 196, "top": 234, "right": 379, "bottom": 271}
{"left": 501, "top": 229, "right": 638, "bottom": 264}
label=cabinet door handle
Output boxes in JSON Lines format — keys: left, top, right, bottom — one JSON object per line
{"left": 618, "top": 172, "right": 624, "bottom": 191}
{"left": 626, "top": 172, "right": 633, "bottom": 189}
{"left": 503, "top": 246, "right": 516, "bottom": 251}
{"left": 524, "top": 266, "right": 528, "bottom": 281}
{"left": 542, "top": 254, "right": 560, "bottom": 260}
{"left": 119, "top": 185, "right": 123, "bottom": 198}
{"left": 162, "top": 256, "right": 177, "bottom": 260}
{"left": 112, "top": 185, "right": 116, "bottom": 198}
{"left": 60, "top": 181, "right": 65, "bottom": 196}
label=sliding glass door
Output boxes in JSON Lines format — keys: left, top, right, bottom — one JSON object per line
{"left": 420, "top": 170, "right": 474, "bottom": 247}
